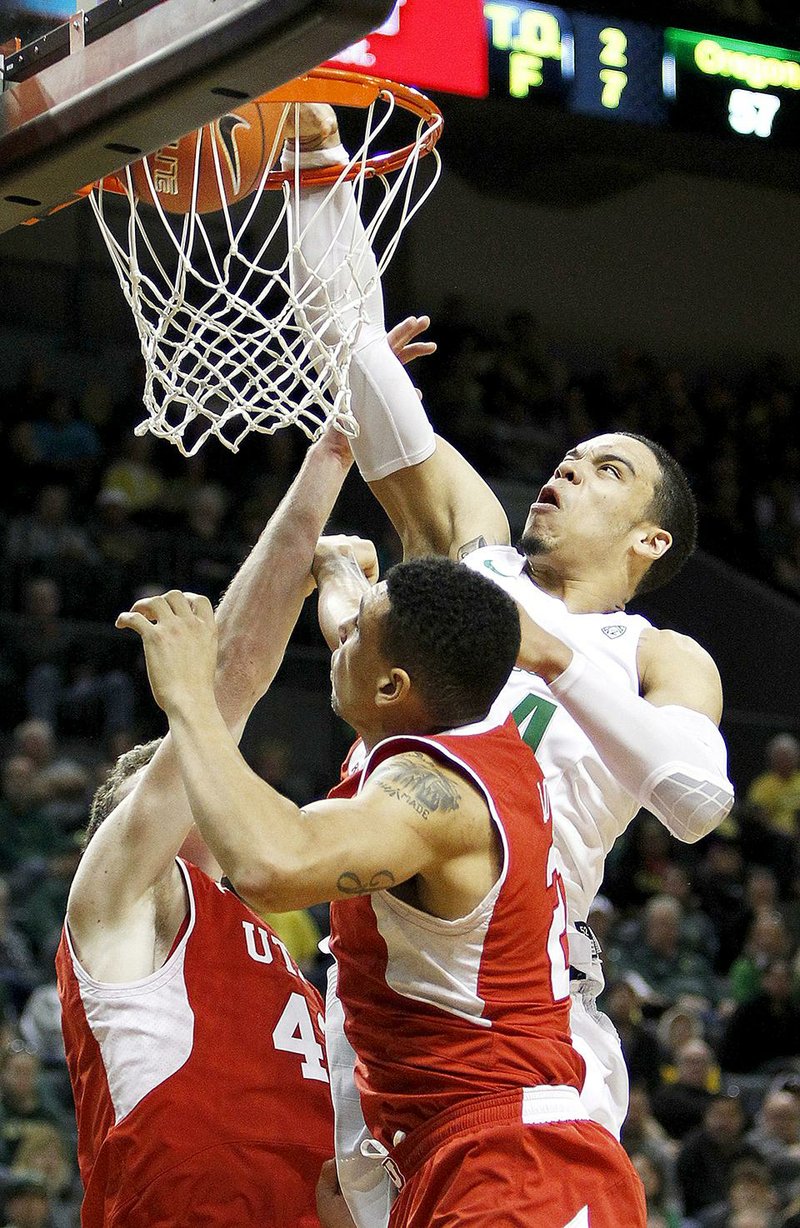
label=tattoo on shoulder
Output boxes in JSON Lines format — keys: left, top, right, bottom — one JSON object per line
{"left": 458, "top": 536, "right": 488, "bottom": 560}
{"left": 375, "top": 752, "right": 461, "bottom": 820}
{"left": 337, "top": 869, "right": 396, "bottom": 896}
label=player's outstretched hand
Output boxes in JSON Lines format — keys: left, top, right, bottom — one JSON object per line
{"left": 388, "top": 315, "right": 437, "bottom": 367}
{"left": 316, "top": 1159, "right": 356, "bottom": 1228}
{"left": 313, "top": 535, "right": 379, "bottom": 587}
{"left": 116, "top": 590, "right": 218, "bottom": 714}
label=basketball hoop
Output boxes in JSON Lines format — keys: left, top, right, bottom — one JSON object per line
{"left": 88, "top": 68, "right": 443, "bottom": 455}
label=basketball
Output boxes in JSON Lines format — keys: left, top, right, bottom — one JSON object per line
{"left": 129, "top": 100, "right": 288, "bottom": 214}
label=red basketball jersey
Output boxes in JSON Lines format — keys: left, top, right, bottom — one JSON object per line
{"left": 56, "top": 859, "right": 333, "bottom": 1227}
{"left": 328, "top": 715, "right": 585, "bottom": 1151}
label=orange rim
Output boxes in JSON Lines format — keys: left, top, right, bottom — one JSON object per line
{"left": 93, "top": 66, "right": 443, "bottom": 197}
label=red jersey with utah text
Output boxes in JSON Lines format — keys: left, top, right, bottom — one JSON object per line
{"left": 56, "top": 858, "right": 333, "bottom": 1227}
{"left": 328, "top": 714, "right": 585, "bottom": 1152}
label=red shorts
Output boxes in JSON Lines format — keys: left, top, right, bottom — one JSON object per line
{"left": 387, "top": 1091, "right": 646, "bottom": 1228}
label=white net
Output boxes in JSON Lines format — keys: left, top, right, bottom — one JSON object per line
{"left": 89, "top": 80, "right": 442, "bottom": 455}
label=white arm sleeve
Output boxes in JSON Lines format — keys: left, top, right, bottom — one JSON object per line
{"left": 283, "top": 144, "right": 435, "bottom": 481}
{"left": 548, "top": 652, "right": 734, "bottom": 843}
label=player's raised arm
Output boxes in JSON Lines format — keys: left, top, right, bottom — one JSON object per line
{"left": 286, "top": 114, "right": 510, "bottom": 561}
{"left": 66, "top": 431, "right": 353, "bottom": 977}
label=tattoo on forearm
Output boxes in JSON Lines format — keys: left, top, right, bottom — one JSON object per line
{"left": 375, "top": 752, "right": 461, "bottom": 820}
{"left": 337, "top": 869, "right": 396, "bottom": 896}
{"left": 458, "top": 536, "right": 488, "bottom": 560}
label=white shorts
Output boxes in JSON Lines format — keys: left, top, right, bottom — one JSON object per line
{"left": 568, "top": 988, "right": 629, "bottom": 1139}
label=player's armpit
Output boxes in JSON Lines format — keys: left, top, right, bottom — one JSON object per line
{"left": 369, "top": 436, "right": 510, "bottom": 561}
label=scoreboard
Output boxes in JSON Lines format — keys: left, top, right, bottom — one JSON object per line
{"left": 329, "top": 0, "right": 800, "bottom": 147}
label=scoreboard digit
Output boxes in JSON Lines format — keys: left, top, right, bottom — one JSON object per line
{"left": 665, "top": 27, "right": 800, "bottom": 146}
{"left": 486, "top": 2, "right": 667, "bottom": 126}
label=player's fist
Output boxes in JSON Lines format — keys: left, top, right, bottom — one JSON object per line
{"left": 312, "top": 535, "right": 379, "bottom": 587}
{"left": 315, "top": 1159, "right": 356, "bottom": 1228}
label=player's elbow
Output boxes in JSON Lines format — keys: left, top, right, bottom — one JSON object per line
{"left": 230, "top": 846, "right": 314, "bottom": 914}
{"left": 657, "top": 787, "right": 735, "bottom": 845}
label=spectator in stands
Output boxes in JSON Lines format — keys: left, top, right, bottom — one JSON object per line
{"left": 675, "top": 1094, "right": 755, "bottom": 1218}
{"left": 747, "top": 735, "right": 800, "bottom": 835}
{"left": 19, "top": 983, "right": 63, "bottom": 1073}
{"left": 652, "top": 1039, "right": 720, "bottom": 1140}
{"left": 13, "top": 850, "right": 78, "bottom": 969}
{"left": 175, "top": 482, "right": 243, "bottom": 601}
{"left": 628, "top": 1149, "right": 683, "bottom": 1228}
{"left": 621, "top": 1084, "right": 677, "bottom": 1177}
{"left": 10, "top": 725, "right": 54, "bottom": 778}
{"left": 0, "top": 879, "right": 40, "bottom": 1018}
{"left": 746, "top": 1090, "right": 800, "bottom": 1197}
{"left": 0, "top": 1043, "right": 71, "bottom": 1167}
{"left": 656, "top": 1003, "right": 707, "bottom": 1077}
{"left": 10, "top": 1124, "right": 77, "bottom": 1228}
{"left": 604, "top": 815, "right": 676, "bottom": 911}
{"left": 10, "top": 581, "right": 73, "bottom": 724}
{"left": 5, "top": 486, "right": 95, "bottom": 577}
{"left": 727, "top": 910, "right": 794, "bottom": 1004}
{"left": 660, "top": 863, "right": 720, "bottom": 967}
{"left": 88, "top": 488, "right": 148, "bottom": 620}
{"left": 99, "top": 433, "right": 166, "bottom": 518}
{"left": 774, "top": 526, "right": 800, "bottom": 600}
{"left": 10, "top": 576, "right": 134, "bottom": 749}
{"left": 694, "top": 1157, "right": 780, "bottom": 1228}
{"left": 0, "top": 759, "right": 55, "bottom": 876}
{"left": 11, "top": 393, "right": 100, "bottom": 495}
{"left": 616, "top": 896, "right": 719, "bottom": 1008}
{"left": 720, "top": 957, "right": 800, "bottom": 1073}
{"left": 603, "top": 979, "right": 664, "bottom": 1095}
{"left": 0, "top": 1169, "right": 57, "bottom": 1228}
{"left": 694, "top": 832, "right": 751, "bottom": 974}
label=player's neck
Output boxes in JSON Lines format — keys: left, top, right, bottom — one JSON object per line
{"left": 523, "top": 558, "right": 628, "bottom": 614}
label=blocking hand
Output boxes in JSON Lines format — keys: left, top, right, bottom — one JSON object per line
{"left": 116, "top": 590, "right": 218, "bottom": 714}
{"left": 312, "top": 535, "right": 380, "bottom": 587}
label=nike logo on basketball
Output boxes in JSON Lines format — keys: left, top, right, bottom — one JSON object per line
{"left": 216, "top": 113, "right": 250, "bottom": 194}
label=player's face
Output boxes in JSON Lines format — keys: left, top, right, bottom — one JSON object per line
{"left": 330, "top": 584, "right": 391, "bottom": 730}
{"left": 521, "top": 434, "right": 662, "bottom": 564}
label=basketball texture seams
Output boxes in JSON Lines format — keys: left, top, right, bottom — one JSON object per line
{"left": 130, "top": 102, "right": 288, "bottom": 214}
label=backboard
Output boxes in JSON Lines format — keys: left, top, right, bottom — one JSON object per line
{"left": 0, "top": 0, "right": 395, "bottom": 234}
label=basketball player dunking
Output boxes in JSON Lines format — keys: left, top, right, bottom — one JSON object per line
{"left": 284, "top": 105, "right": 735, "bottom": 1227}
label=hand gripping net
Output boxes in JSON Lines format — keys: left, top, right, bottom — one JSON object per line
{"left": 89, "top": 69, "right": 442, "bottom": 455}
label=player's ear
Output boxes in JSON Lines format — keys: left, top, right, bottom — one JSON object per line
{"left": 375, "top": 668, "right": 411, "bottom": 708}
{"left": 633, "top": 525, "right": 671, "bottom": 564}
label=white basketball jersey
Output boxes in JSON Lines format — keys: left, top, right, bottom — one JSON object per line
{"left": 463, "top": 545, "right": 652, "bottom": 926}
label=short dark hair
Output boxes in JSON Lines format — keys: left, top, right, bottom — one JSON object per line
{"left": 620, "top": 433, "right": 698, "bottom": 595}
{"left": 85, "top": 738, "right": 162, "bottom": 844}
{"left": 382, "top": 557, "right": 521, "bottom": 730}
